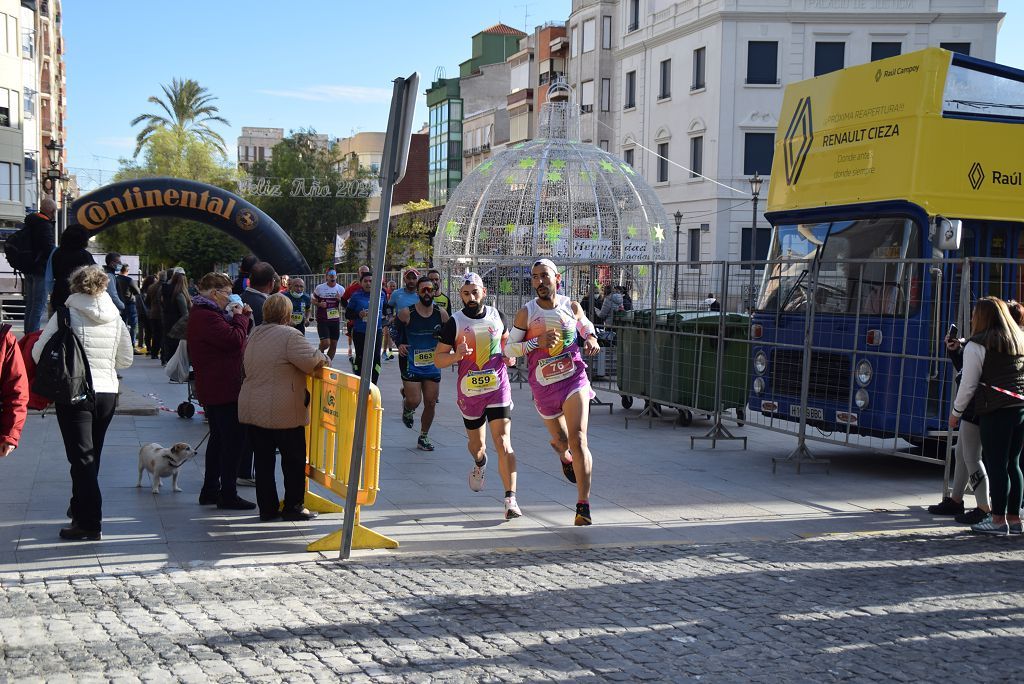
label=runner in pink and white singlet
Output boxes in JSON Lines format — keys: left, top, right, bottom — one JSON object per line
{"left": 434, "top": 273, "right": 522, "bottom": 520}
{"left": 505, "top": 259, "right": 601, "bottom": 526}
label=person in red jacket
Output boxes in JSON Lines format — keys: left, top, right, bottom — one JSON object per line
{"left": 0, "top": 324, "right": 28, "bottom": 457}
{"left": 186, "top": 272, "right": 255, "bottom": 510}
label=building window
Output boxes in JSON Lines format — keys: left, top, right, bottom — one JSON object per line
{"left": 600, "top": 78, "right": 611, "bottom": 111}
{"left": 871, "top": 42, "right": 901, "bottom": 61}
{"left": 0, "top": 162, "right": 10, "bottom": 201}
{"left": 580, "top": 79, "right": 595, "bottom": 112}
{"left": 941, "top": 42, "right": 971, "bottom": 56}
{"left": 571, "top": 26, "right": 578, "bottom": 56}
{"left": 625, "top": 70, "right": 636, "bottom": 108}
{"left": 658, "top": 59, "right": 671, "bottom": 99}
{"left": 689, "top": 228, "right": 701, "bottom": 263}
{"left": 689, "top": 136, "right": 703, "bottom": 178}
{"left": 741, "top": 227, "right": 772, "bottom": 268}
{"left": 743, "top": 133, "right": 774, "bottom": 176}
{"left": 582, "top": 18, "right": 595, "bottom": 53}
{"left": 746, "top": 42, "right": 778, "bottom": 85}
{"left": 0, "top": 88, "right": 10, "bottom": 127}
{"left": 623, "top": 148, "right": 634, "bottom": 167}
{"left": 602, "top": 16, "right": 612, "bottom": 49}
{"left": 814, "top": 42, "right": 845, "bottom": 76}
{"left": 692, "top": 47, "right": 706, "bottom": 90}
{"left": 628, "top": 0, "right": 639, "bottom": 32}
{"left": 657, "top": 142, "right": 669, "bottom": 182}
{"left": 599, "top": 139, "right": 609, "bottom": 151}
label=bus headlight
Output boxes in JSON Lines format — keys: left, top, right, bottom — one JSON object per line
{"left": 854, "top": 389, "right": 869, "bottom": 408}
{"left": 856, "top": 359, "right": 873, "bottom": 386}
{"left": 754, "top": 351, "right": 768, "bottom": 375}
{"left": 753, "top": 377, "right": 766, "bottom": 395}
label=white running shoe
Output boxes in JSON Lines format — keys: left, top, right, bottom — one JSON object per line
{"left": 504, "top": 496, "right": 522, "bottom": 519}
{"left": 469, "top": 462, "right": 486, "bottom": 492}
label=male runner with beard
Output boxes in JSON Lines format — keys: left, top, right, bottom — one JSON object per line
{"left": 434, "top": 273, "right": 522, "bottom": 520}
{"left": 395, "top": 276, "right": 449, "bottom": 451}
{"left": 504, "top": 259, "right": 600, "bottom": 526}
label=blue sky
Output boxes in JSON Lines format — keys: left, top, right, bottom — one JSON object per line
{"left": 65, "top": 1, "right": 1023, "bottom": 192}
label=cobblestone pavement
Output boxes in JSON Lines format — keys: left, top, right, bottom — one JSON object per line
{"left": 2, "top": 531, "right": 1022, "bottom": 682}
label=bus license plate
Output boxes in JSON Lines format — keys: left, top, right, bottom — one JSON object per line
{"left": 789, "top": 405, "right": 824, "bottom": 420}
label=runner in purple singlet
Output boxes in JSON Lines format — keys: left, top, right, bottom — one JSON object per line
{"left": 505, "top": 259, "right": 600, "bottom": 526}
{"left": 435, "top": 273, "right": 522, "bottom": 520}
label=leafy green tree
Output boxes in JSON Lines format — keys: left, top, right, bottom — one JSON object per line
{"left": 245, "top": 130, "right": 367, "bottom": 273}
{"left": 96, "top": 127, "right": 244, "bottom": 276}
{"left": 130, "top": 78, "right": 230, "bottom": 158}
{"left": 386, "top": 200, "right": 435, "bottom": 268}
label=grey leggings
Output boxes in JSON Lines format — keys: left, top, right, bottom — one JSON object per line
{"left": 952, "top": 420, "right": 990, "bottom": 509}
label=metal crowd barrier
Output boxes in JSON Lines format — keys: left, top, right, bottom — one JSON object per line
{"left": 302, "top": 366, "right": 396, "bottom": 552}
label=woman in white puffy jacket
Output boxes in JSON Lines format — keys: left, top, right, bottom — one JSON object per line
{"left": 34, "top": 264, "right": 133, "bottom": 541}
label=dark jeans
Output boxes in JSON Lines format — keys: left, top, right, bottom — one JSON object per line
{"left": 979, "top": 407, "right": 1024, "bottom": 517}
{"left": 237, "top": 429, "right": 255, "bottom": 480}
{"left": 161, "top": 327, "right": 181, "bottom": 365}
{"left": 353, "top": 330, "right": 382, "bottom": 385}
{"left": 122, "top": 303, "right": 138, "bottom": 346}
{"left": 250, "top": 425, "right": 307, "bottom": 516}
{"left": 23, "top": 272, "right": 47, "bottom": 334}
{"left": 148, "top": 318, "right": 162, "bottom": 359}
{"left": 56, "top": 393, "right": 117, "bottom": 532}
{"left": 202, "top": 403, "right": 244, "bottom": 501}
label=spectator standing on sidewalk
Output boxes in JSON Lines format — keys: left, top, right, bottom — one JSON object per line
{"left": 145, "top": 271, "right": 166, "bottom": 360}
{"left": 48, "top": 226, "right": 95, "bottom": 312}
{"left": 950, "top": 296, "right": 1024, "bottom": 535}
{"left": 595, "top": 285, "right": 622, "bottom": 325}
{"left": 21, "top": 197, "right": 57, "bottom": 333}
{"left": 0, "top": 322, "right": 28, "bottom": 459}
{"left": 232, "top": 254, "right": 258, "bottom": 295}
{"left": 240, "top": 262, "right": 276, "bottom": 327}
{"left": 102, "top": 253, "right": 125, "bottom": 315}
{"left": 187, "top": 272, "right": 255, "bottom": 511}
{"left": 239, "top": 294, "right": 327, "bottom": 522}
{"left": 115, "top": 264, "right": 142, "bottom": 351}
{"left": 34, "top": 265, "right": 133, "bottom": 541}
{"left": 160, "top": 268, "right": 190, "bottom": 366}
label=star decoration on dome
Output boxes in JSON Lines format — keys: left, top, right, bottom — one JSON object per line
{"left": 626, "top": 225, "right": 638, "bottom": 239}
{"left": 579, "top": 170, "right": 591, "bottom": 183}
{"left": 505, "top": 222, "right": 516, "bottom": 234}
{"left": 652, "top": 224, "right": 665, "bottom": 242}
{"left": 546, "top": 171, "right": 563, "bottom": 183}
{"left": 478, "top": 160, "right": 494, "bottom": 173}
{"left": 519, "top": 158, "right": 537, "bottom": 169}
{"left": 599, "top": 160, "right": 617, "bottom": 173}
{"left": 477, "top": 229, "right": 490, "bottom": 242}
{"left": 499, "top": 278, "right": 513, "bottom": 295}
{"left": 621, "top": 163, "right": 636, "bottom": 175}
{"left": 545, "top": 219, "right": 564, "bottom": 243}
{"left": 550, "top": 159, "right": 567, "bottom": 170}
{"left": 445, "top": 220, "right": 459, "bottom": 239}
{"left": 638, "top": 265, "right": 649, "bottom": 277}
{"left": 504, "top": 174, "right": 517, "bottom": 185}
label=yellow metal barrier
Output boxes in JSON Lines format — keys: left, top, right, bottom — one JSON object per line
{"left": 301, "top": 366, "right": 397, "bottom": 552}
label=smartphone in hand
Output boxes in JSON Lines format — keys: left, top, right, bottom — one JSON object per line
{"left": 947, "top": 323, "right": 958, "bottom": 341}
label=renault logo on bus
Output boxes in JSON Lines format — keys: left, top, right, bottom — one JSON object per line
{"left": 969, "top": 162, "right": 985, "bottom": 190}
{"left": 784, "top": 96, "right": 814, "bottom": 185}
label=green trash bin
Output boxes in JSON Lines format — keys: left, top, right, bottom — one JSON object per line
{"left": 613, "top": 308, "right": 678, "bottom": 404}
{"left": 667, "top": 312, "right": 750, "bottom": 412}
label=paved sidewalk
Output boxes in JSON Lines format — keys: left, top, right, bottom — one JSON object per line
{"left": 1, "top": 337, "right": 957, "bottom": 574}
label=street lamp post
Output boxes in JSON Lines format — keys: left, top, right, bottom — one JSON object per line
{"left": 673, "top": 210, "right": 683, "bottom": 300}
{"left": 748, "top": 172, "right": 763, "bottom": 311}
{"left": 44, "top": 138, "right": 64, "bottom": 239}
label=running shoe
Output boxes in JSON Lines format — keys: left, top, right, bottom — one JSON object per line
{"left": 927, "top": 496, "right": 964, "bottom": 516}
{"left": 1010, "top": 522, "right": 1023, "bottom": 536}
{"left": 574, "top": 502, "right": 592, "bottom": 526}
{"left": 469, "top": 461, "right": 486, "bottom": 492}
{"left": 955, "top": 508, "right": 989, "bottom": 525}
{"left": 561, "top": 458, "right": 576, "bottom": 483}
{"left": 971, "top": 516, "right": 1009, "bottom": 535}
{"left": 504, "top": 495, "right": 522, "bottom": 519}
{"left": 417, "top": 434, "right": 434, "bottom": 451}
{"left": 402, "top": 408, "right": 415, "bottom": 429}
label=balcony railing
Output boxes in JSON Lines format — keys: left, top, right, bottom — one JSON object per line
{"left": 580, "top": 104, "right": 594, "bottom": 113}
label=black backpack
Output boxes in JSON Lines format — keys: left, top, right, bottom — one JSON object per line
{"left": 4, "top": 223, "right": 33, "bottom": 274}
{"left": 31, "top": 306, "right": 95, "bottom": 408}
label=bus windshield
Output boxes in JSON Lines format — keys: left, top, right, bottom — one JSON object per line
{"left": 756, "top": 217, "right": 920, "bottom": 314}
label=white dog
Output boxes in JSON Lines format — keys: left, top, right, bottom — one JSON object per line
{"left": 137, "top": 442, "right": 195, "bottom": 494}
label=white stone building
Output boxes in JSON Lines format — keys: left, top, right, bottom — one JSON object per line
{"left": 236, "top": 127, "right": 284, "bottom": 170}
{"left": 566, "top": 0, "right": 1003, "bottom": 268}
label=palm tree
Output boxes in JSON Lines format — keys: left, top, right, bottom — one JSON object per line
{"left": 130, "top": 78, "right": 230, "bottom": 157}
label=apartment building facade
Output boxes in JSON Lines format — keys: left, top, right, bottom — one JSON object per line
{"left": 567, "top": 0, "right": 1003, "bottom": 269}
{"left": 236, "top": 127, "right": 284, "bottom": 170}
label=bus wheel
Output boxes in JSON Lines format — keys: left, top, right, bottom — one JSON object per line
{"left": 676, "top": 409, "right": 693, "bottom": 427}
{"left": 621, "top": 395, "right": 634, "bottom": 409}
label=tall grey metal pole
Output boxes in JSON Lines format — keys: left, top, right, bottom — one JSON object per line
{"left": 749, "top": 194, "right": 758, "bottom": 311}
{"left": 340, "top": 73, "right": 418, "bottom": 560}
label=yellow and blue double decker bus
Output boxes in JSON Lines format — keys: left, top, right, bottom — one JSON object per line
{"left": 750, "top": 47, "right": 1024, "bottom": 451}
